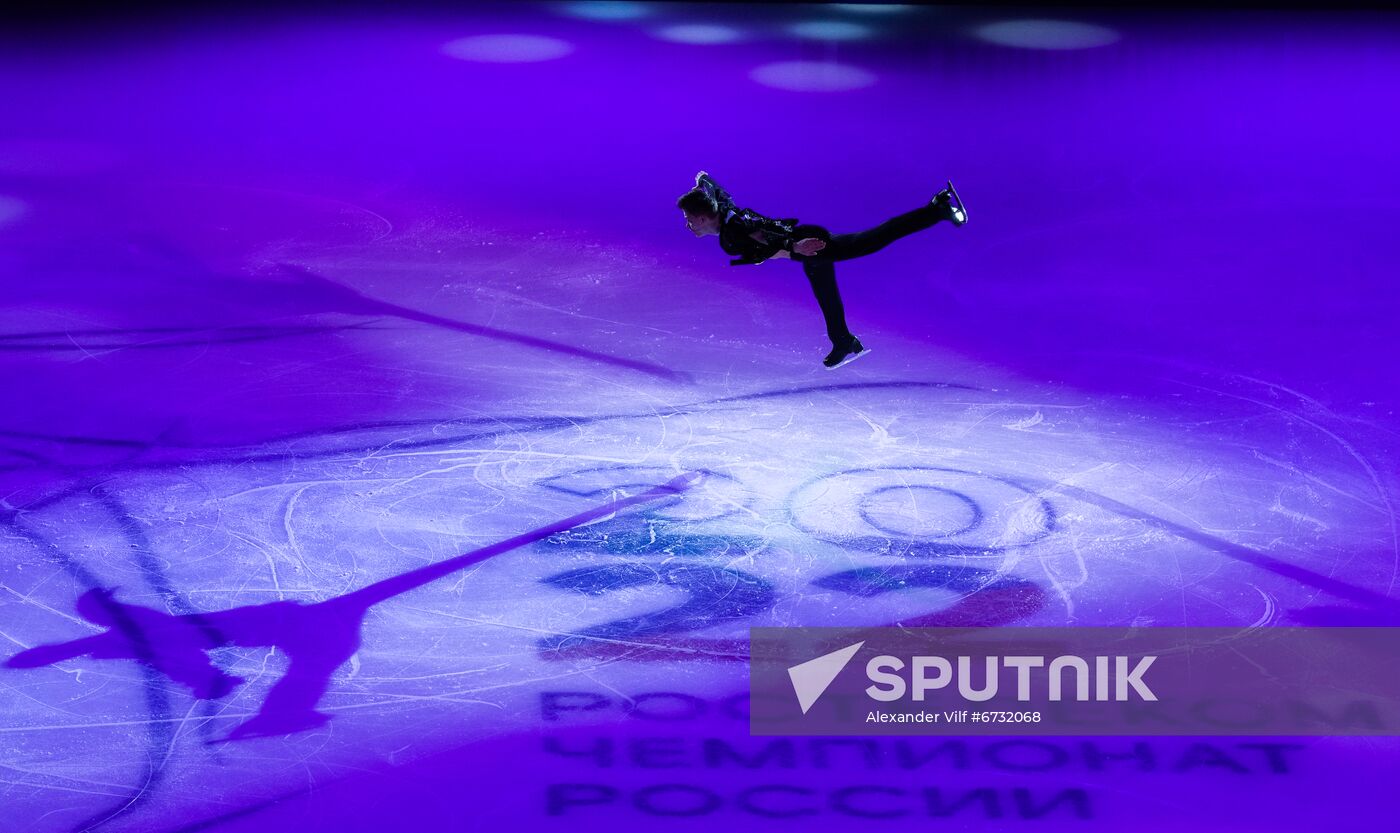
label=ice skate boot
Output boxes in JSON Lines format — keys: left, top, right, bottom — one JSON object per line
{"left": 823, "top": 336, "right": 870, "bottom": 370}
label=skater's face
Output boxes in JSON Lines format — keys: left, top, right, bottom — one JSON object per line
{"left": 76, "top": 589, "right": 119, "bottom": 625}
{"left": 684, "top": 210, "right": 720, "bottom": 237}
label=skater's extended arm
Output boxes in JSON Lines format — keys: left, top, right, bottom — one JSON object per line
{"left": 752, "top": 239, "right": 824, "bottom": 259}
{"left": 729, "top": 235, "right": 825, "bottom": 264}
{"left": 6, "top": 633, "right": 113, "bottom": 667}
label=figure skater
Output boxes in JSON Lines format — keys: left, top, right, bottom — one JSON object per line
{"left": 678, "top": 172, "right": 966, "bottom": 368}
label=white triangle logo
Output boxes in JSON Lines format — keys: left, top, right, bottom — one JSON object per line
{"left": 788, "top": 641, "right": 865, "bottom": 714}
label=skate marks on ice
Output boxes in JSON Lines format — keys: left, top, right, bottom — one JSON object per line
{"left": 2, "top": 516, "right": 185, "bottom": 833}
{"left": 6, "top": 375, "right": 1395, "bottom": 680}
{"left": 2, "top": 377, "right": 1396, "bottom": 831}
{"left": 0, "top": 381, "right": 976, "bottom": 473}
{"left": 267, "top": 264, "right": 689, "bottom": 383}
{"left": 8, "top": 376, "right": 1396, "bottom": 670}
{"left": 0, "top": 323, "right": 385, "bottom": 356}
{"left": 1, "top": 230, "right": 685, "bottom": 381}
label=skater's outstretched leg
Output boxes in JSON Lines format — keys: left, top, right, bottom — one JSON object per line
{"left": 827, "top": 206, "right": 939, "bottom": 261}
{"left": 824, "top": 181, "right": 968, "bottom": 262}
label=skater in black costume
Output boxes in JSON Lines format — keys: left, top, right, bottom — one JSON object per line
{"left": 678, "top": 171, "right": 967, "bottom": 368}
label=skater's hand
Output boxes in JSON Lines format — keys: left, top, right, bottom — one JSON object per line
{"left": 793, "top": 238, "right": 826, "bottom": 257}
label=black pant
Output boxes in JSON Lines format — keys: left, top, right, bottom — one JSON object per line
{"left": 793, "top": 204, "right": 941, "bottom": 345}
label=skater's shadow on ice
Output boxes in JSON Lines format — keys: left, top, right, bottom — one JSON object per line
{"left": 4, "top": 474, "right": 698, "bottom": 741}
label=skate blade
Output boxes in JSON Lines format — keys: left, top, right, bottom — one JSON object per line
{"left": 945, "top": 179, "right": 967, "bottom": 226}
{"left": 825, "top": 347, "right": 871, "bottom": 371}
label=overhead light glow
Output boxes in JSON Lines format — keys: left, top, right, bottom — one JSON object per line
{"left": 653, "top": 24, "right": 743, "bottom": 45}
{"left": 750, "top": 61, "right": 877, "bottom": 92}
{"left": 974, "top": 19, "right": 1120, "bottom": 50}
{"left": 561, "top": 1, "right": 653, "bottom": 21}
{"left": 441, "top": 35, "right": 575, "bottom": 63}
{"left": 788, "top": 21, "right": 873, "bottom": 41}
{"left": 831, "top": 4, "right": 913, "bottom": 14}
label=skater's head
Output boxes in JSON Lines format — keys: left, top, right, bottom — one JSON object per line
{"left": 75, "top": 587, "right": 122, "bottom": 626}
{"left": 677, "top": 188, "right": 721, "bottom": 237}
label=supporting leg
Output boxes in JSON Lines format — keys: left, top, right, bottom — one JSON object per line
{"left": 802, "top": 259, "right": 853, "bottom": 347}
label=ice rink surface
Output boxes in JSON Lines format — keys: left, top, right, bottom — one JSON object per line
{"left": 1, "top": 2, "right": 1398, "bottom": 830}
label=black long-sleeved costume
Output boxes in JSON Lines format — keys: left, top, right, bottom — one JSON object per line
{"left": 697, "top": 173, "right": 942, "bottom": 346}
{"left": 697, "top": 173, "right": 814, "bottom": 266}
